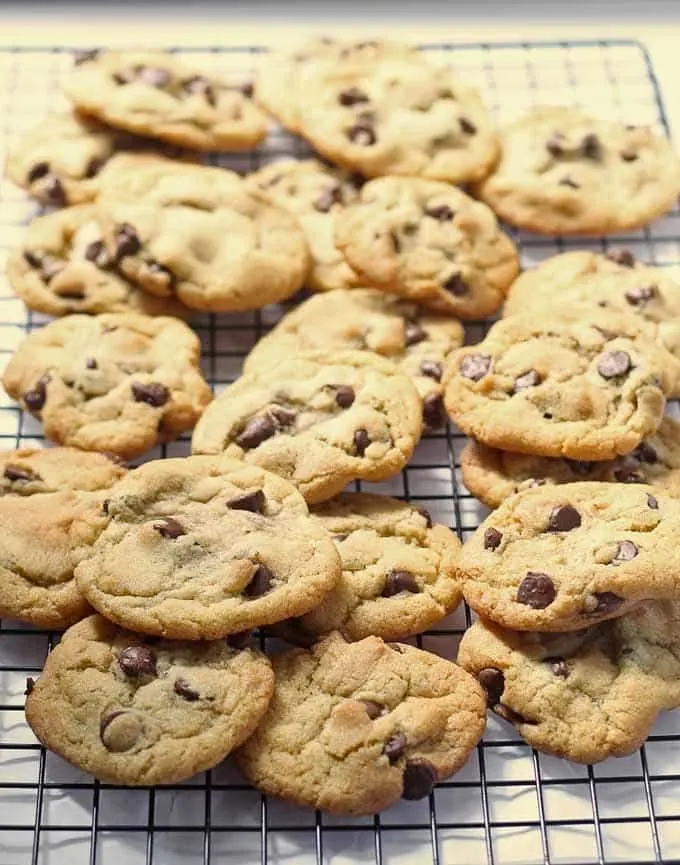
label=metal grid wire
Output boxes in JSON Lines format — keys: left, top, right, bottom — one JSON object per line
{"left": 0, "top": 38, "right": 680, "bottom": 865}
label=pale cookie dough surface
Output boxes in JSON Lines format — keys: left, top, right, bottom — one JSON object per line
{"left": 75, "top": 456, "right": 341, "bottom": 639}
{"left": 336, "top": 177, "right": 519, "bottom": 319}
{"left": 235, "top": 632, "right": 486, "bottom": 815}
{"left": 475, "top": 107, "right": 680, "bottom": 235}
{"left": 64, "top": 50, "right": 267, "bottom": 151}
{"left": 444, "top": 310, "right": 676, "bottom": 461}
{"left": 192, "top": 350, "right": 422, "bottom": 504}
{"left": 244, "top": 288, "right": 464, "bottom": 429}
{"left": 25, "top": 614, "right": 274, "bottom": 785}
{"left": 461, "top": 416, "right": 680, "bottom": 509}
{"left": 246, "top": 159, "right": 361, "bottom": 291}
{"left": 8, "top": 205, "right": 190, "bottom": 317}
{"left": 2, "top": 313, "right": 212, "bottom": 459}
{"left": 458, "top": 602, "right": 680, "bottom": 763}
{"left": 459, "top": 481, "right": 680, "bottom": 632}
{"left": 0, "top": 448, "right": 126, "bottom": 628}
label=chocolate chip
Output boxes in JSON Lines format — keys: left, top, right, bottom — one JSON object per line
{"left": 416, "top": 507, "right": 433, "bottom": 528}
{"left": 597, "top": 350, "right": 631, "bottom": 379}
{"left": 402, "top": 759, "right": 437, "bottom": 800}
{"left": 514, "top": 369, "right": 541, "bottom": 393}
{"left": 547, "top": 504, "right": 582, "bottom": 533}
{"left": 354, "top": 428, "right": 370, "bottom": 456}
{"left": 174, "top": 677, "right": 200, "bottom": 701}
{"left": 443, "top": 273, "right": 469, "bottom": 296}
{"left": 102, "top": 499, "right": 110, "bottom": 515}
{"left": 614, "top": 467, "right": 644, "bottom": 483}
{"left": 360, "top": 700, "right": 385, "bottom": 720}
{"left": 85, "top": 156, "right": 107, "bottom": 179}
{"left": 425, "top": 204, "right": 454, "bottom": 221}
{"left": 581, "top": 133, "right": 601, "bottom": 159}
{"left": 239, "top": 81, "right": 255, "bottom": 98}
{"left": 606, "top": 249, "right": 635, "bottom": 268}
{"left": 621, "top": 149, "right": 638, "bottom": 162}
{"left": 549, "top": 658, "right": 569, "bottom": 678}
{"left": 314, "top": 184, "right": 343, "bottom": 213}
{"left": 85, "top": 357, "right": 98, "bottom": 370}
{"left": 4, "top": 465, "right": 39, "bottom": 482}
{"left": 382, "top": 569, "right": 420, "bottom": 597}
{"left": 131, "top": 382, "right": 170, "bottom": 407}
{"left": 478, "top": 667, "right": 504, "bottom": 706}
{"left": 517, "top": 573, "right": 556, "bottom": 609}
{"left": 23, "top": 376, "right": 50, "bottom": 412}
{"left": 227, "top": 630, "right": 253, "bottom": 650}
{"left": 137, "top": 65, "right": 172, "bottom": 88}
{"left": 236, "top": 415, "right": 276, "bottom": 449}
{"left": 40, "top": 256, "right": 65, "bottom": 284}
{"left": 647, "top": 493, "right": 659, "bottom": 509}
{"left": 73, "top": 48, "right": 99, "bottom": 65}
{"left": 559, "top": 176, "right": 579, "bottom": 189}
{"left": 390, "top": 230, "right": 401, "bottom": 253}
{"left": 227, "top": 489, "right": 266, "bottom": 514}
{"left": 152, "top": 517, "right": 186, "bottom": 539}
{"left": 27, "top": 162, "right": 49, "bottom": 183}
{"left": 23, "top": 249, "right": 44, "bottom": 269}
{"left": 334, "top": 385, "right": 355, "bottom": 408}
{"left": 244, "top": 563, "right": 273, "bottom": 597}
{"left": 338, "top": 87, "right": 369, "bottom": 106}
{"left": 404, "top": 321, "right": 427, "bottom": 346}
{"left": 422, "top": 393, "right": 445, "bottom": 428}
{"left": 483, "top": 527, "right": 503, "bottom": 551}
{"left": 347, "top": 122, "right": 377, "bottom": 145}
{"left": 625, "top": 285, "right": 657, "bottom": 306}
{"left": 100, "top": 710, "right": 142, "bottom": 752}
{"left": 384, "top": 732, "right": 407, "bottom": 762}
{"left": 145, "top": 261, "right": 175, "bottom": 290}
{"left": 84, "top": 240, "right": 112, "bottom": 269}
{"left": 546, "top": 134, "right": 565, "bottom": 156}
{"left": 612, "top": 540, "right": 638, "bottom": 563}
{"left": 24, "top": 677, "right": 35, "bottom": 696}
{"left": 495, "top": 704, "right": 536, "bottom": 726}
{"left": 459, "top": 117, "right": 477, "bottom": 135}
{"left": 592, "top": 592, "right": 625, "bottom": 614}
{"left": 118, "top": 645, "right": 157, "bottom": 678}
{"left": 114, "top": 223, "right": 141, "bottom": 261}
{"left": 182, "top": 76, "right": 216, "bottom": 105}
{"left": 44, "top": 176, "right": 66, "bottom": 206}
{"left": 634, "top": 442, "right": 657, "bottom": 464}
{"left": 565, "top": 459, "right": 594, "bottom": 476}
{"left": 269, "top": 405, "right": 296, "bottom": 428}
{"left": 460, "top": 354, "right": 491, "bottom": 381}
{"left": 420, "top": 360, "right": 442, "bottom": 382}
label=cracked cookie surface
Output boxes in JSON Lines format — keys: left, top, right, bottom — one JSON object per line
{"left": 336, "top": 177, "right": 519, "bottom": 319}
{"left": 25, "top": 614, "right": 274, "bottom": 784}
{"left": 234, "top": 632, "right": 486, "bottom": 815}
{"left": 192, "top": 350, "right": 422, "bottom": 504}
{"left": 458, "top": 602, "right": 680, "bottom": 762}
{"left": 2, "top": 313, "right": 212, "bottom": 459}
{"left": 74, "top": 456, "right": 341, "bottom": 639}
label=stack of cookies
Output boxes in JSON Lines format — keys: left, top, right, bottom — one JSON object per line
{"left": 3, "top": 35, "right": 680, "bottom": 807}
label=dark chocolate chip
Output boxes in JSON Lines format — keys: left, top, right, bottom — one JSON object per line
{"left": 360, "top": 700, "right": 385, "bottom": 720}
{"left": 612, "top": 540, "right": 638, "bottom": 563}
{"left": 547, "top": 504, "right": 582, "bottom": 533}
{"left": 73, "top": 48, "right": 100, "bottom": 65}
{"left": 118, "top": 645, "right": 157, "bottom": 678}
{"left": 416, "top": 507, "right": 433, "bottom": 528}
{"left": 647, "top": 493, "right": 659, "bottom": 509}
{"left": 240, "top": 81, "right": 255, "bottom": 98}
{"left": 559, "top": 176, "right": 580, "bottom": 189}
{"left": 382, "top": 569, "right": 420, "bottom": 597}
{"left": 23, "top": 249, "right": 44, "bottom": 269}
{"left": 565, "top": 459, "right": 594, "bottom": 476}
{"left": 269, "top": 405, "right": 296, "bottom": 428}
{"left": 634, "top": 442, "right": 657, "bottom": 464}
{"left": 402, "top": 759, "right": 437, "bottom": 800}
{"left": 614, "top": 467, "right": 644, "bottom": 484}
{"left": 549, "top": 658, "right": 570, "bottom": 678}
{"left": 23, "top": 376, "right": 50, "bottom": 412}
{"left": 27, "top": 162, "right": 49, "bottom": 183}
{"left": 182, "top": 76, "right": 216, "bottom": 105}
{"left": 334, "top": 385, "right": 356, "bottom": 408}
{"left": 478, "top": 667, "right": 505, "bottom": 706}
{"left": 483, "top": 527, "right": 503, "bottom": 551}
{"left": 236, "top": 415, "right": 276, "bottom": 449}
{"left": 102, "top": 499, "right": 110, "bottom": 515}
{"left": 581, "top": 133, "right": 601, "bottom": 159}
{"left": 354, "top": 428, "right": 370, "bottom": 456}
{"left": 174, "top": 677, "right": 200, "bottom": 701}
{"left": 606, "top": 249, "right": 635, "bottom": 267}
{"left": 24, "top": 676, "right": 35, "bottom": 695}
{"left": 459, "top": 117, "right": 477, "bottom": 135}
{"left": 514, "top": 369, "right": 541, "bottom": 393}
{"left": 443, "top": 272, "right": 469, "bottom": 296}
{"left": 621, "top": 149, "right": 638, "bottom": 162}
{"left": 347, "top": 122, "right": 377, "bottom": 145}
{"left": 85, "top": 156, "right": 107, "bottom": 179}
{"left": 314, "top": 184, "right": 343, "bottom": 213}
{"left": 404, "top": 321, "right": 427, "bottom": 346}
{"left": 420, "top": 360, "right": 443, "bottom": 382}
{"left": 546, "top": 134, "right": 565, "bottom": 157}
{"left": 422, "top": 393, "right": 445, "bottom": 428}
{"left": 625, "top": 285, "right": 657, "bottom": 306}
{"left": 227, "top": 630, "right": 253, "bottom": 650}
{"left": 114, "top": 223, "right": 141, "bottom": 261}
{"left": 244, "top": 563, "right": 274, "bottom": 597}
{"left": 227, "top": 489, "right": 266, "bottom": 514}
{"left": 137, "top": 65, "right": 173, "bottom": 88}
{"left": 131, "top": 381, "right": 170, "bottom": 407}
{"left": 4, "top": 465, "right": 39, "bottom": 482}
{"left": 460, "top": 354, "right": 491, "bottom": 381}
{"left": 495, "top": 704, "right": 537, "bottom": 726}
{"left": 591, "top": 591, "right": 625, "bottom": 614}
{"left": 85, "top": 357, "right": 98, "bottom": 370}
{"left": 152, "top": 516, "right": 186, "bottom": 539}
{"left": 84, "top": 240, "right": 112, "bottom": 269}
{"left": 44, "top": 176, "right": 66, "bottom": 206}
{"left": 517, "top": 573, "right": 556, "bottom": 609}
{"left": 338, "top": 87, "right": 369, "bottom": 106}
{"left": 384, "top": 731, "right": 407, "bottom": 762}
{"left": 425, "top": 204, "right": 454, "bottom": 221}
{"left": 597, "top": 350, "right": 631, "bottom": 379}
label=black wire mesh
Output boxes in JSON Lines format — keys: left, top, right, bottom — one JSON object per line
{"left": 0, "top": 39, "right": 679, "bottom": 865}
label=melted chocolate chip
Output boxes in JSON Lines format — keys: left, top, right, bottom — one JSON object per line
{"left": 269, "top": 405, "right": 296, "bottom": 428}
{"left": 591, "top": 592, "right": 625, "bottom": 613}
{"left": 227, "top": 489, "right": 266, "bottom": 514}
{"left": 460, "top": 354, "right": 491, "bottom": 381}
{"left": 484, "top": 527, "right": 503, "bottom": 551}
{"left": 549, "top": 658, "right": 570, "bottom": 678}
{"left": 382, "top": 569, "right": 420, "bottom": 597}
{"left": 244, "top": 563, "right": 274, "bottom": 597}
{"left": 24, "top": 376, "right": 50, "bottom": 412}
{"left": 425, "top": 204, "right": 454, "bottom": 221}
{"left": 114, "top": 223, "right": 141, "bottom": 261}
{"left": 314, "top": 184, "right": 343, "bottom": 213}
{"left": 152, "top": 517, "right": 186, "bottom": 539}
{"left": 565, "top": 459, "right": 594, "bottom": 476}
{"left": 478, "top": 667, "right": 504, "bottom": 706}
{"left": 338, "top": 87, "right": 369, "bottom": 106}
{"left": 84, "top": 240, "right": 112, "bottom": 269}
{"left": 621, "top": 149, "right": 638, "bottom": 162}
{"left": 404, "top": 321, "right": 427, "bottom": 346}
{"left": 102, "top": 499, "right": 110, "bottom": 515}
{"left": 174, "top": 677, "right": 200, "bottom": 701}
{"left": 73, "top": 48, "right": 100, "bottom": 65}
{"left": 334, "top": 385, "right": 355, "bottom": 408}
{"left": 582, "top": 133, "right": 601, "bottom": 159}
{"left": 647, "top": 493, "right": 659, "bottom": 509}
{"left": 420, "top": 360, "right": 443, "bottom": 382}
{"left": 131, "top": 382, "right": 170, "bottom": 407}
{"left": 422, "top": 393, "right": 445, "bottom": 428}
{"left": 4, "top": 465, "right": 40, "bottom": 482}
{"left": 85, "top": 156, "right": 107, "bottom": 179}
{"left": 514, "top": 369, "right": 541, "bottom": 393}
{"left": 402, "top": 759, "right": 437, "bottom": 800}
{"left": 606, "top": 249, "right": 635, "bottom": 268}
{"left": 614, "top": 467, "right": 644, "bottom": 484}
{"left": 236, "top": 415, "right": 276, "bottom": 449}
{"left": 416, "top": 507, "right": 433, "bottom": 528}
{"left": 546, "top": 134, "right": 565, "bottom": 157}
{"left": 227, "top": 630, "right": 253, "bottom": 650}
{"left": 634, "top": 442, "right": 657, "bottom": 464}
{"left": 118, "top": 645, "right": 157, "bottom": 678}
{"left": 597, "top": 350, "right": 631, "bottom": 379}
{"left": 559, "top": 176, "right": 580, "bottom": 189}
{"left": 612, "top": 540, "right": 638, "bottom": 563}
{"left": 182, "top": 76, "right": 216, "bottom": 105}
{"left": 44, "top": 176, "right": 66, "bottom": 206}
{"left": 23, "top": 249, "right": 44, "bottom": 269}
{"left": 354, "top": 428, "right": 370, "bottom": 456}
{"left": 625, "top": 285, "right": 657, "bottom": 306}
{"left": 28, "top": 162, "right": 49, "bottom": 183}
{"left": 384, "top": 732, "right": 407, "bottom": 762}
{"left": 459, "top": 117, "right": 477, "bottom": 135}
{"left": 347, "top": 122, "right": 376, "bottom": 145}
{"left": 85, "top": 357, "right": 98, "bottom": 370}
{"left": 443, "top": 273, "right": 469, "bottom": 296}
{"left": 360, "top": 700, "right": 385, "bottom": 720}
{"left": 547, "top": 504, "right": 582, "bottom": 533}
{"left": 517, "top": 573, "right": 556, "bottom": 609}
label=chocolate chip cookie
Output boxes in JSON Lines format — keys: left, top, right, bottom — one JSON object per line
{"left": 444, "top": 310, "right": 677, "bottom": 461}
{"left": 461, "top": 416, "right": 680, "bottom": 509}
{"left": 2, "top": 313, "right": 212, "bottom": 459}
{"left": 459, "top": 481, "right": 680, "bottom": 632}
{"left": 234, "top": 632, "right": 486, "bottom": 815}
{"left": 458, "top": 602, "right": 680, "bottom": 763}
{"left": 244, "top": 289, "right": 464, "bottom": 429}
{"left": 0, "top": 448, "right": 125, "bottom": 628}
{"left": 475, "top": 107, "right": 680, "bottom": 235}
{"left": 335, "top": 177, "right": 519, "bottom": 319}
{"left": 270, "top": 493, "right": 462, "bottom": 643}
{"left": 192, "top": 350, "right": 422, "bottom": 504}
{"left": 8, "top": 204, "right": 190, "bottom": 317}
{"left": 246, "top": 159, "right": 362, "bottom": 291}
{"left": 25, "top": 614, "right": 274, "bottom": 785}
{"left": 64, "top": 50, "right": 267, "bottom": 151}
{"left": 74, "top": 456, "right": 342, "bottom": 639}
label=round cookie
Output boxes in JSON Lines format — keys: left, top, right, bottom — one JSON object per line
{"left": 475, "top": 107, "right": 680, "bottom": 235}
{"left": 0, "top": 448, "right": 126, "bottom": 628}
{"left": 64, "top": 50, "right": 267, "bottom": 151}
{"left": 192, "top": 350, "right": 423, "bottom": 504}
{"left": 25, "top": 614, "right": 274, "bottom": 785}
{"left": 244, "top": 289, "right": 464, "bottom": 429}
{"left": 458, "top": 602, "right": 680, "bottom": 763}
{"left": 234, "top": 632, "right": 486, "bottom": 815}
{"left": 246, "top": 159, "right": 362, "bottom": 292}
{"left": 461, "top": 416, "right": 680, "bottom": 509}
{"left": 8, "top": 205, "right": 190, "bottom": 317}
{"left": 335, "top": 177, "right": 519, "bottom": 319}
{"left": 75, "top": 456, "right": 341, "bottom": 639}
{"left": 2, "top": 313, "right": 212, "bottom": 459}
{"left": 459, "top": 481, "right": 680, "bottom": 632}
{"left": 444, "top": 310, "right": 677, "bottom": 461}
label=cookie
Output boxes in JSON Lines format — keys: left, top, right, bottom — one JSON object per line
{"left": 25, "top": 614, "right": 274, "bottom": 785}
{"left": 270, "top": 493, "right": 462, "bottom": 643}
{"left": 0, "top": 448, "right": 125, "bottom": 628}
{"left": 458, "top": 602, "right": 680, "bottom": 763}
{"left": 475, "top": 107, "right": 680, "bottom": 235}
{"left": 246, "top": 159, "right": 362, "bottom": 292}
{"left": 95, "top": 163, "right": 310, "bottom": 312}
{"left": 459, "top": 481, "right": 680, "bottom": 632}
{"left": 234, "top": 632, "right": 486, "bottom": 815}
{"left": 8, "top": 204, "right": 190, "bottom": 317}
{"left": 444, "top": 309, "right": 677, "bottom": 461}
{"left": 335, "top": 177, "right": 519, "bottom": 319}
{"left": 2, "top": 313, "right": 212, "bottom": 459}
{"left": 192, "top": 350, "right": 422, "bottom": 504}
{"left": 64, "top": 50, "right": 267, "bottom": 151}
{"left": 244, "top": 288, "right": 464, "bottom": 429}
{"left": 461, "top": 416, "right": 680, "bottom": 509}
{"left": 74, "top": 456, "right": 341, "bottom": 639}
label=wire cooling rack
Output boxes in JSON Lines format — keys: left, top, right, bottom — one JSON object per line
{"left": 1, "top": 38, "right": 680, "bottom": 865}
